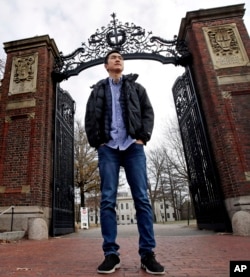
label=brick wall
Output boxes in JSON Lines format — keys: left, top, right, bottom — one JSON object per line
{"left": 180, "top": 5, "right": 250, "bottom": 199}
{"left": 0, "top": 36, "right": 59, "bottom": 208}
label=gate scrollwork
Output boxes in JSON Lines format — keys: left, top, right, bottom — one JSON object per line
{"left": 52, "top": 13, "right": 191, "bottom": 82}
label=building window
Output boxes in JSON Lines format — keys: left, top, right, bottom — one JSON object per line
{"left": 127, "top": 215, "right": 130, "bottom": 220}
{"left": 121, "top": 215, "right": 124, "bottom": 220}
{"left": 126, "top": 203, "right": 129, "bottom": 209}
{"left": 121, "top": 203, "right": 124, "bottom": 210}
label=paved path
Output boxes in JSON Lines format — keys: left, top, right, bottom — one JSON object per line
{"left": 1, "top": 222, "right": 250, "bottom": 276}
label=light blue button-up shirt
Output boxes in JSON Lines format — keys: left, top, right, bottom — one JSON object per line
{"left": 106, "top": 77, "right": 135, "bottom": 150}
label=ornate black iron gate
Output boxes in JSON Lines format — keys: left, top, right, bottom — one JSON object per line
{"left": 51, "top": 85, "right": 75, "bottom": 236}
{"left": 172, "top": 67, "right": 231, "bottom": 232}
{"left": 51, "top": 13, "right": 191, "bottom": 236}
{"left": 51, "top": 13, "right": 232, "bottom": 233}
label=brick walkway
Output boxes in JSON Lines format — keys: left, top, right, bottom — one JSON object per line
{"left": 1, "top": 224, "right": 250, "bottom": 276}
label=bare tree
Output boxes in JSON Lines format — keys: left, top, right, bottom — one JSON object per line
{"left": 74, "top": 120, "right": 100, "bottom": 209}
{"left": 163, "top": 118, "right": 188, "bottom": 180}
{"left": 147, "top": 147, "right": 166, "bottom": 221}
{"left": 162, "top": 118, "right": 191, "bottom": 219}
{"left": 146, "top": 117, "right": 193, "bottom": 221}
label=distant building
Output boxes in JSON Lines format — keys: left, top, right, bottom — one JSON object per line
{"left": 85, "top": 188, "right": 175, "bottom": 226}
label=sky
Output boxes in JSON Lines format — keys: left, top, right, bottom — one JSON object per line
{"left": 1, "top": 0, "right": 250, "bottom": 148}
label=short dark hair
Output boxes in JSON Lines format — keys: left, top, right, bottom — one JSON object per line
{"left": 104, "top": 49, "right": 122, "bottom": 64}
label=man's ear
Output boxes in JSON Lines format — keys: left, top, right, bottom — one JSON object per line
{"left": 104, "top": 63, "right": 109, "bottom": 71}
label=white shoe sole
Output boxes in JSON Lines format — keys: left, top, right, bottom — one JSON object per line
{"left": 97, "top": 263, "right": 121, "bottom": 274}
{"left": 141, "top": 263, "right": 165, "bottom": 275}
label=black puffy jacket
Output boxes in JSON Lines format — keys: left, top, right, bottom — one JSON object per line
{"left": 85, "top": 74, "right": 154, "bottom": 148}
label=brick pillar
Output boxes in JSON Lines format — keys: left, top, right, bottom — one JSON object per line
{"left": 0, "top": 35, "right": 59, "bottom": 237}
{"left": 178, "top": 4, "right": 250, "bottom": 235}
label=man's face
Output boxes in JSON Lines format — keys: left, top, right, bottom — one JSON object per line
{"left": 105, "top": 53, "right": 124, "bottom": 73}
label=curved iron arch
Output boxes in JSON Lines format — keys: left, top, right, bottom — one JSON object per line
{"left": 52, "top": 13, "right": 192, "bottom": 82}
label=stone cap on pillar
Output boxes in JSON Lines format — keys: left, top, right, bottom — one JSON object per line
{"left": 178, "top": 3, "right": 245, "bottom": 40}
{"left": 3, "top": 34, "right": 60, "bottom": 58}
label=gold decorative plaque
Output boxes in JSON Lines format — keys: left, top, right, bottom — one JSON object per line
{"left": 9, "top": 53, "right": 38, "bottom": 95}
{"left": 203, "top": 23, "right": 249, "bottom": 69}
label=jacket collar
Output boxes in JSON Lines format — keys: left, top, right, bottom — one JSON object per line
{"left": 91, "top": 73, "right": 139, "bottom": 89}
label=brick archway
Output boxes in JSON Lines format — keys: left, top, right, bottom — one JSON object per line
{"left": 0, "top": 3, "right": 250, "bottom": 237}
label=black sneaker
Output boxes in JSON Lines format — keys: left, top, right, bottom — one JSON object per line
{"left": 97, "top": 254, "right": 120, "bottom": 274}
{"left": 141, "top": 252, "right": 165, "bottom": 275}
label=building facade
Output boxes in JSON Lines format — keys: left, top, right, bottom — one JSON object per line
{"left": 86, "top": 189, "right": 175, "bottom": 226}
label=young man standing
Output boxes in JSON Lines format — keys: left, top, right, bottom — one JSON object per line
{"left": 85, "top": 50, "right": 165, "bottom": 275}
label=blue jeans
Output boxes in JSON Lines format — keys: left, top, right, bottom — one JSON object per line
{"left": 97, "top": 143, "right": 156, "bottom": 257}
